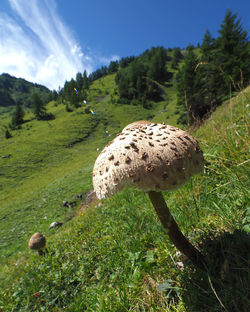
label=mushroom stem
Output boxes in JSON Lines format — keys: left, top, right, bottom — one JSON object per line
{"left": 148, "top": 191, "right": 205, "bottom": 269}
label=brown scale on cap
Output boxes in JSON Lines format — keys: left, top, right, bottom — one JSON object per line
{"left": 93, "top": 120, "right": 204, "bottom": 199}
{"left": 141, "top": 152, "right": 148, "bottom": 161}
{"left": 92, "top": 120, "right": 206, "bottom": 268}
{"left": 146, "top": 163, "right": 155, "bottom": 172}
{"left": 125, "top": 156, "right": 132, "bottom": 164}
{"left": 157, "top": 154, "right": 163, "bottom": 161}
{"left": 130, "top": 142, "right": 139, "bottom": 153}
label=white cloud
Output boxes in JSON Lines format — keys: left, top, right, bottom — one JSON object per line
{"left": 0, "top": 0, "right": 118, "bottom": 90}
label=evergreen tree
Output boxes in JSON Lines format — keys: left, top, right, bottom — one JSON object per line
{"left": 171, "top": 48, "right": 183, "bottom": 69}
{"left": 177, "top": 46, "right": 200, "bottom": 124}
{"left": 9, "top": 101, "right": 25, "bottom": 129}
{"left": 216, "top": 10, "right": 250, "bottom": 89}
{"left": 108, "top": 61, "right": 119, "bottom": 74}
{"left": 51, "top": 90, "right": 58, "bottom": 101}
{"left": 196, "top": 30, "right": 225, "bottom": 115}
{"left": 31, "top": 92, "right": 47, "bottom": 120}
{"left": 82, "top": 70, "right": 89, "bottom": 90}
{"left": 200, "top": 30, "right": 215, "bottom": 61}
{"left": 76, "top": 72, "right": 83, "bottom": 90}
{"left": 148, "top": 47, "right": 169, "bottom": 83}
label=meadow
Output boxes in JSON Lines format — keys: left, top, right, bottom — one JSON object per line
{"left": 0, "top": 73, "right": 249, "bottom": 311}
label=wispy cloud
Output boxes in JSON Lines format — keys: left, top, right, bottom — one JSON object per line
{"left": 0, "top": 0, "right": 118, "bottom": 90}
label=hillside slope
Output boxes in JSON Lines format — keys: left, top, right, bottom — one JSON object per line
{"left": 0, "top": 73, "right": 52, "bottom": 110}
{"left": 0, "top": 72, "right": 179, "bottom": 261}
{"left": 0, "top": 84, "right": 249, "bottom": 311}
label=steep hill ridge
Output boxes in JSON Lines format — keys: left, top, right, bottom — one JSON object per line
{"left": 0, "top": 73, "right": 52, "bottom": 108}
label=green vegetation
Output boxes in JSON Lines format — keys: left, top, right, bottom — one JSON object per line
{"left": 0, "top": 81, "right": 249, "bottom": 311}
{"left": 0, "top": 9, "right": 249, "bottom": 312}
{"left": 0, "top": 73, "right": 52, "bottom": 109}
{"left": 9, "top": 101, "right": 25, "bottom": 129}
{"left": 177, "top": 10, "right": 250, "bottom": 124}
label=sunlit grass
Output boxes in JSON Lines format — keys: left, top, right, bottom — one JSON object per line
{"left": 0, "top": 76, "right": 249, "bottom": 311}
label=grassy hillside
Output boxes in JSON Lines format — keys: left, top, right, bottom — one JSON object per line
{"left": 0, "top": 73, "right": 179, "bottom": 261}
{"left": 0, "top": 74, "right": 249, "bottom": 311}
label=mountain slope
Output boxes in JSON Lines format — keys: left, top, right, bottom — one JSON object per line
{"left": 0, "top": 82, "right": 249, "bottom": 311}
{"left": 0, "top": 72, "right": 180, "bottom": 261}
{"left": 0, "top": 73, "right": 52, "bottom": 109}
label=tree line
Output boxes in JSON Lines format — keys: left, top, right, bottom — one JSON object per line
{"left": 177, "top": 10, "right": 250, "bottom": 124}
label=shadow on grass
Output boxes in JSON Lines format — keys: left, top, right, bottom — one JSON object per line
{"left": 180, "top": 230, "right": 249, "bottom": 312}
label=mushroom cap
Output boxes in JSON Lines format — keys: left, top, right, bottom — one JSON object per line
{"left": 28, "top": 232, "right": 46, "bottom": 250}
{"left": 93, "top": 121, "right": 204, "bottom": 199}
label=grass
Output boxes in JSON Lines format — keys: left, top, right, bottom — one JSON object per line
{"left": 0, "top": 73, "right": 179, "bottom": 261}
{"left": 0, "top": 75, "right": 249, "bottom": 311}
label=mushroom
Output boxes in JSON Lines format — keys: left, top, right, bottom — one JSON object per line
{"left": 93, "top": 121, "right": 205, "bottom": 268}
{"left": 28, "top": 232, "right": 46, "bottom": 256}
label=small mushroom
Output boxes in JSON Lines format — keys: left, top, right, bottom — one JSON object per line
{"left": 28, "top": 232, "right": 46, "bottom": 256}
{"left": 93, "top": 121, "right": 206, "bottom": 269}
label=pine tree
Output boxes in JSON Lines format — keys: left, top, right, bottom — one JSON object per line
{"left": 177, "top": 46, "right": 200, "bottom": 124}
{"left": 196, "top": 30, "right": 225, "bottom": 115}
{"left": 171, "top": 48, "right": 183, "bottom": 69}
{"left": 31, "top": 92, "right": 47, "bottom": 120}
{"left": 82, "top": 70, "right": 89, "bottom": 90}
{"left": 216, "top": 10, "right": 250, "bottom": 89}
{"left": 148, "top": 47, "right": 169, "bottom": 83}
{"left": 76, "top": 72, "right": 83, "bottom": 90}
{"left": 9, "top": 101, "right": 25, "bottom": 129}
{"left": 200, "top": 30, "right": 215, "bottom": 62}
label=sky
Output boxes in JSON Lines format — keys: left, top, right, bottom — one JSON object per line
{"left": 0, "top": 0, "right": 249, "bottom": 90}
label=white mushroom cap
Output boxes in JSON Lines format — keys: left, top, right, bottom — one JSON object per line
{"left": 93, "top": 121, "right": 204, "bottom": 199}
{"left": 28, "top": 232, "right": 46, "bottom": 250}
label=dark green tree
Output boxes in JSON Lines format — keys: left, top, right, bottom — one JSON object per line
{"left": 31, "top": 92, "right": 47, "bottom": 120}
{"left": 216, "top": 10, "right": 250, "bottom": 89}
{"left": 108, "top": 61, "right": 119, "bottom": 74}
{"left": 177, "top": 46, "right": 200, "bottom": 124}
{"left": 171, "top": 48, "right": 183, "bottom": 69}
{"left": 9, "top": 101, "right": 25, "bottom": 129}
{"left": 148, "top": 47, "right": 169, "bottom": 82}
{"left": 196, "top": 30, "right": 225, "bottom": 115}
{"left": 51, "top": 90, "right": 58, "bottom": 101}
{"left": 76, "top": 72, "right": 83, "bottom": 90}
{"left": 200, "top": 30, "right": 215, "bottom": 61}
{"left": 82, "top": 70, "right": 89, "bottom": 91}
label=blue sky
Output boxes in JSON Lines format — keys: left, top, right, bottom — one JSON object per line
{"left": 0, "top": 0, "right": 249, "bottom": 90}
